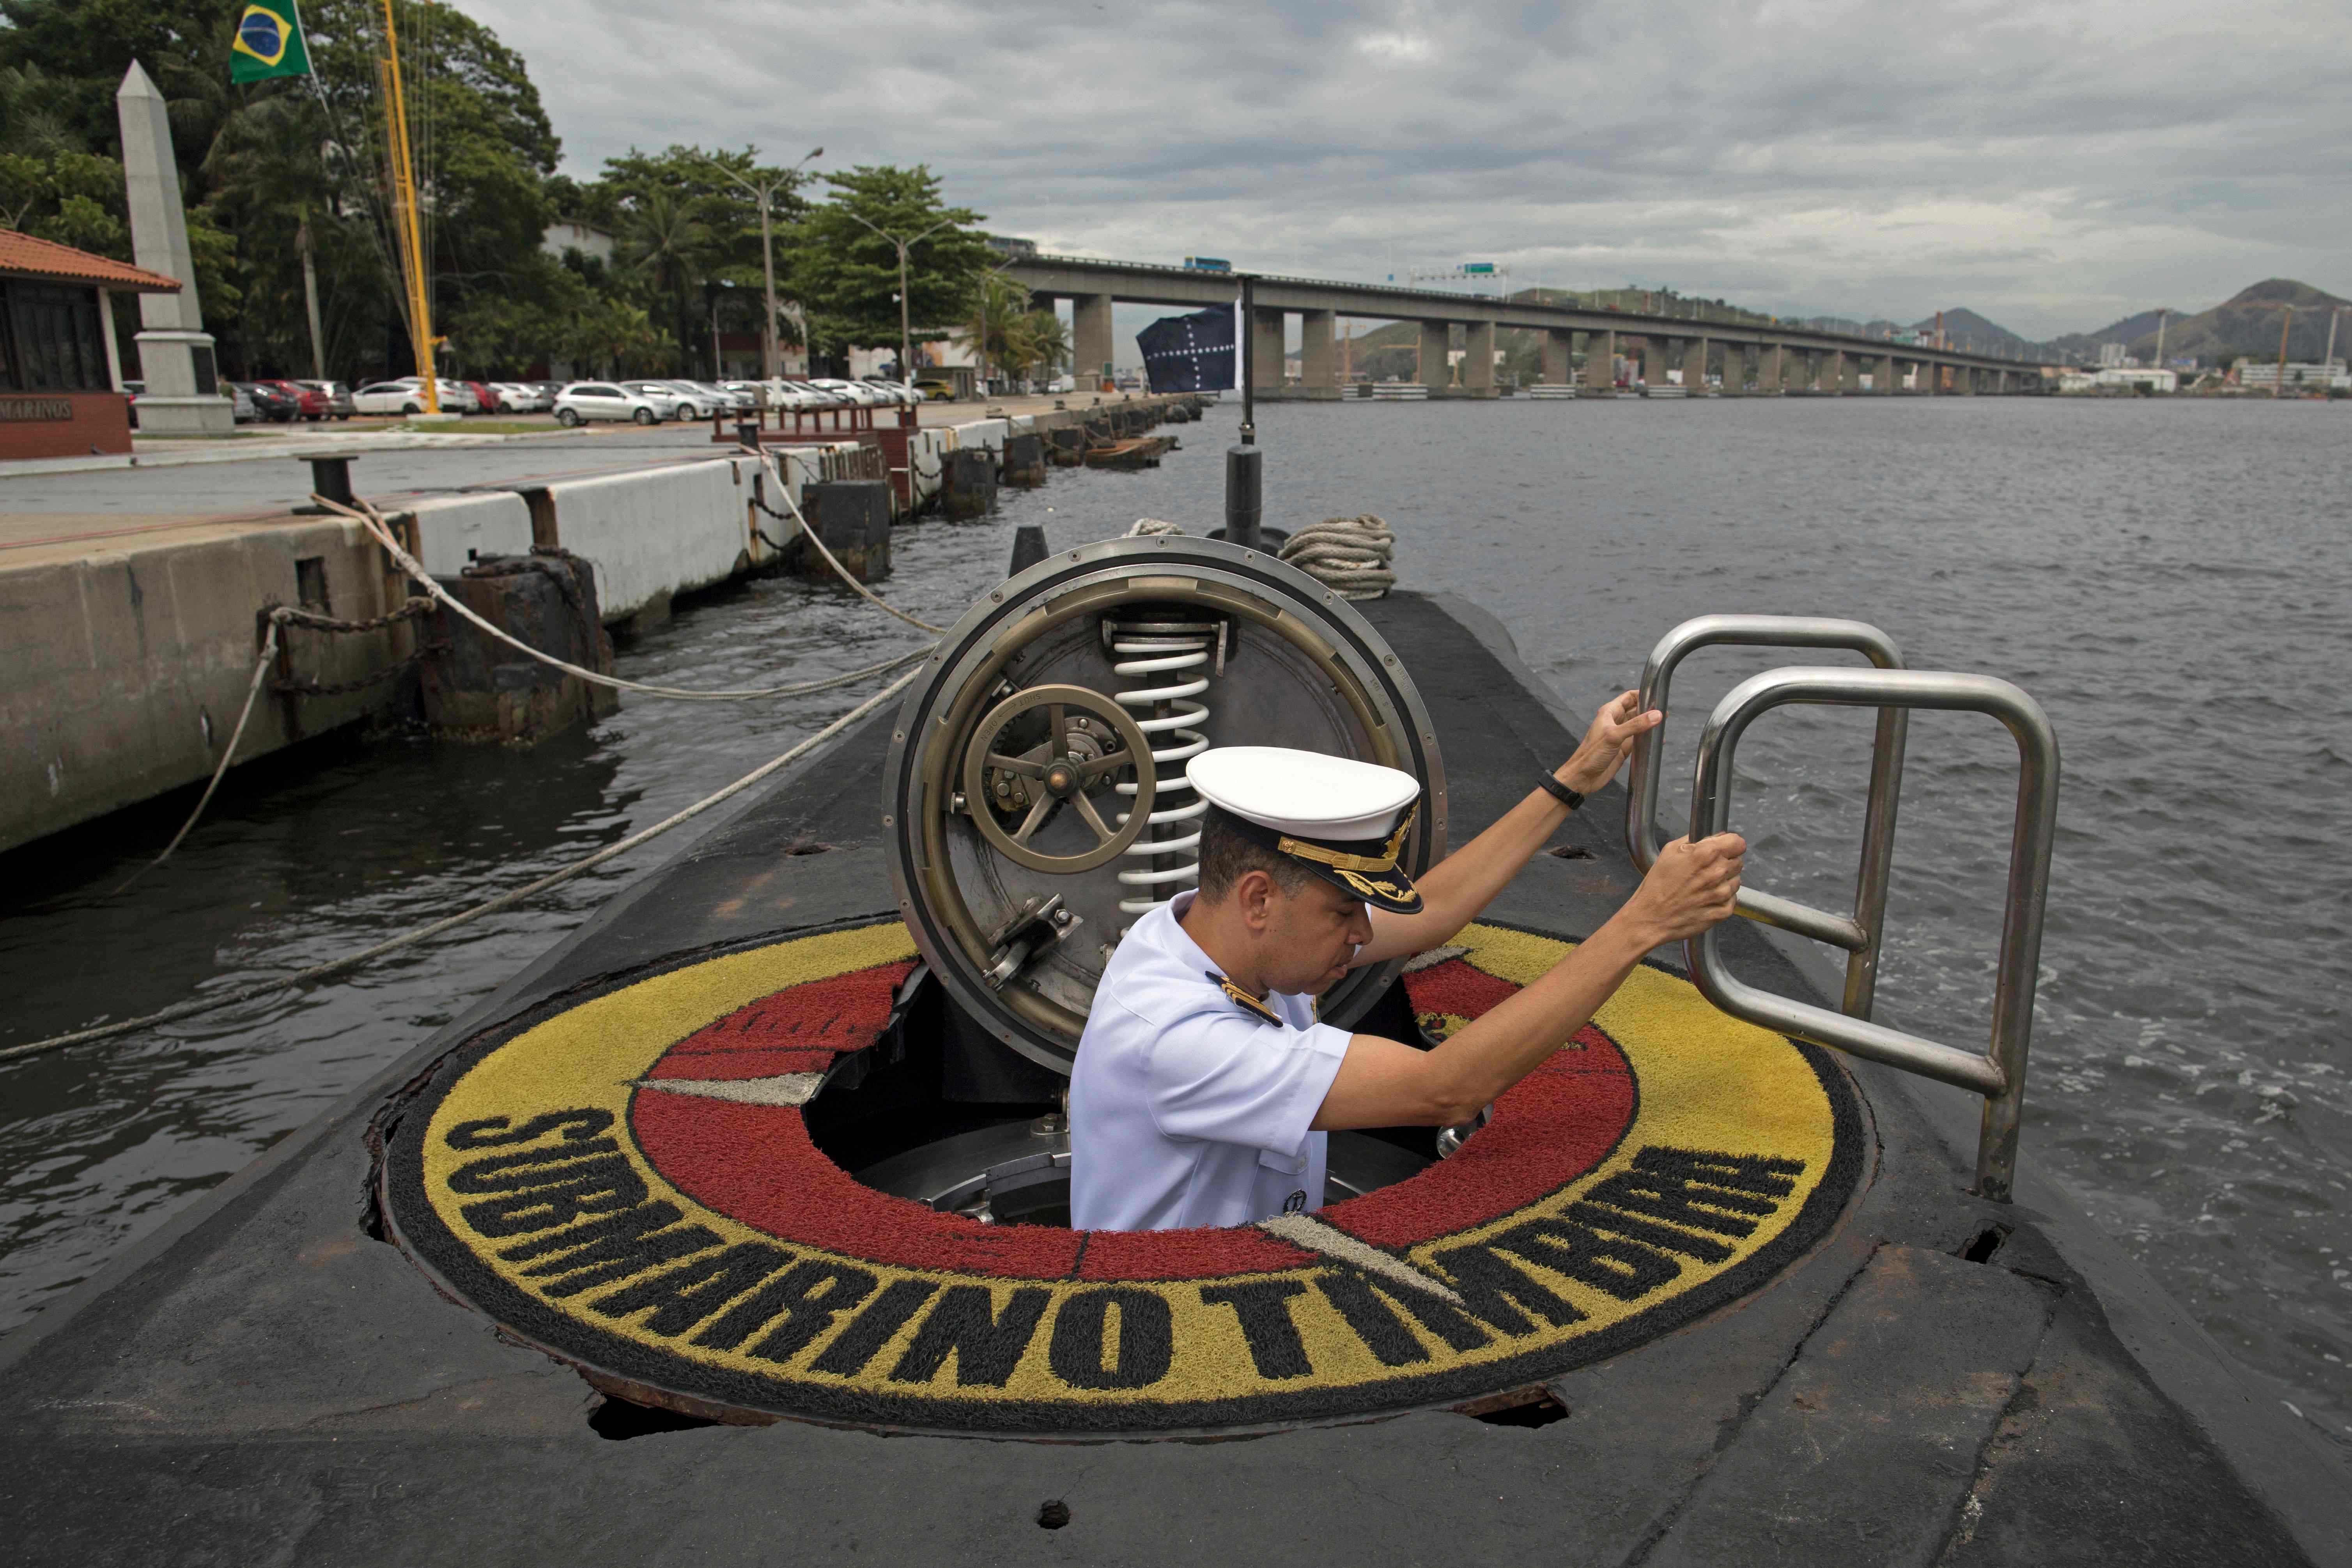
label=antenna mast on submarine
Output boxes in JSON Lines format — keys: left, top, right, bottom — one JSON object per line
{"left": 1225, "top": 273, "right": 1261, "bottom": 549}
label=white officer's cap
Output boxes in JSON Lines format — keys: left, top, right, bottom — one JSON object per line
{"left": 1186, "top": 747, "right": 1424, "bottom": 912}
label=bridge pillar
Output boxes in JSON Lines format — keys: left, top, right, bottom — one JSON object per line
{"left": 1074, "top": 293, "right": 1115, "bottom": 388}
{"left": 1914, "top": 360, "right": 1936, "bottom": 395}
{"left": 1301, "top": 309, "right": 1337, "bottom": 398}
{"left": 1252, "top": 307, "right": 1285, "bottom": 394}
{"left": 1581, "top": 330, "right": 1617, "bottom": 396}
{"left": 1757, "top": 344, "right": 1782, "bottom": 393}
{"left": 1875, "top": 352, "right": 1898, "bottom": 394}
{"left": 1634, "top": 337, "right": 1664, "bottom": 390}
{"left": 1681, "top": 337, "right": 1709, "bottom": 394}
{"left": 1842, "top": 353, "right": 1862, "bottom": 394}
{"left": 1542, "top": 328, "right": 1572, "bottom": 386}
{"left": 1821, "top": 349, "right": 1846, "bottom": 395}
{"left": 1955, "top": 364, "right": 1975, "bottom": 395}
{"left": 1418, "top": 321, "right": 1450, "bottom": 388}
{"left": 1719, "top": 342, "right": 1747, "bottom": 395}
{"left": 1464, "top": 321, "right": 1497, "bottom": 396}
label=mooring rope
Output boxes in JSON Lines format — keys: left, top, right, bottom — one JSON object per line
{"left": 1280, "top": 514, "right": 1397, "bottom": 600}
{"left": 317, "top": 494, "right": 939, "bottom": 696}
{"left": 742, "top": 454, "right": 946, "bottom": 635}
{"left": 112, "top": 484, "right": 936, "bottom": 901}
{"left": 1127, "top": 517, "right": 1185, "bottom": 537}
{"left": 3, "top": 666, "right": 923, "bottom": 1067}
{"left": 113, "top": 615, "right": 286, "bottom": 895}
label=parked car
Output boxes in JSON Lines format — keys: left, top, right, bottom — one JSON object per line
{"left": 621, "top": 381, "right": 696, "bottom": 419}
{"left": 720, "top": 380, "right": 773, "bottom": 410}
{"left": 236, "top": 381, "right": 301, "bottom": 422}
{"left": 492, "top": 382, "right": 552, "bottom": 413}
{"left": 350, "top": 378, "right": 475, "bottom": 415}
{"left": 807, "top": 377, "right": 886, "bottom": 407}
{"left": 912, "top": 377, "right": 956, "bottom": 402}
{"left": 862, "top": 377, "right": 925, "bottom": 406}
{"left": 694, "top": 381, "right": 756, "bottom": 414}
{"left": 652, "top": 380, "right": 726, "bottom": 418}
{"left": 257, "top": 379, "right": 331, "bottom": 421}
{"left": 296, "top": 380, "right": 356, "bottom": 420}
{"left": 553, "top": 381, "right": 664, "bottom": 425}
{"left": 225, "top": 382, "right": 257, "bottom": 421}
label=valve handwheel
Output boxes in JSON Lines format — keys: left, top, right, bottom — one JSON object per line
{"left": 960, "top": 684, "right": 1156, "bottom": 873}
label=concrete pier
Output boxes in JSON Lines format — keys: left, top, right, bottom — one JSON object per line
{"left": 1758, "top": 344, "right": 1783, "bottom": 393}
{"left": 1418, "top": 321, "right": 1450, "bottom": 389}
{"left": 1463, "top": 321, "right": 1496, "bottom": 397}
{"left": 1252, "top": 308, "right": 1285, "bottom": 394}
{"left": 1301, "top": 310, "right": 1338, "bottom": 398}
{"left": 1542, "top": 329, "right": 1571, "bottom": 388}
{"left": 1681, "top": 337, "right": 1709, "bottom": 395}
{"left": 1074, "top": 293, "right": 1115, "bottom": 386}
{"left": 1582, "top": 330, "right": 1617, "bottom": 395}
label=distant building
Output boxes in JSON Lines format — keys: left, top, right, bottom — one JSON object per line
{"left": 541, "top": 220, "right": 614, "bottom": 264}
{"left": 2237, "top": 359, "right": 2348, "bottom": 392}
{"left": 2097, "top": 341, "right": 2128, "bottom": 368}
{"left": 2093, "top": 367, "right": 2176, "bottom": 392}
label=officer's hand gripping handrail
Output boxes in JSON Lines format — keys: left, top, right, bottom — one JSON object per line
{"left": 1626, "top": 613, "right": 1909, "bottom": 1019}
{"left": 1682, "top": 665, "right": 2061, "bottom": 1201}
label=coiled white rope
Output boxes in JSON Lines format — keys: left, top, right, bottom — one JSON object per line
{"left": 1127, "top": 517, "right": 1185, "bottom": 537}
{"left": 1280, "top": 515, "right": 1396, "bottom": 600}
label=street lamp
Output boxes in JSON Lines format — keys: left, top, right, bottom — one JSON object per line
{"left": 698, "top": 146, "right": 821, "bottom": 383}
{"left": 839, "top": 210, "right": 957, "bottom": 390}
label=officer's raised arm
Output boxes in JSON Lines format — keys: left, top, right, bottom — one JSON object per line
{"left": 1351, "top": 690, "right": 1662, "bottom": 967}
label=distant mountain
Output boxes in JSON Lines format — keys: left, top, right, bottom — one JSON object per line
{"left": 2116, "top": 279, "right": 2347, "bottom": 365}
{"left": 1911, "top": 308, "right": 2035, "bottom": 357}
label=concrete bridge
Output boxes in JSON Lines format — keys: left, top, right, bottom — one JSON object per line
{"left": 1003, "top": 255, "right": 2058, "bottom": 397}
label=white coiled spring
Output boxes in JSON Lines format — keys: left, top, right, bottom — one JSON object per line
{"left": 1112, "top": 633, "right": 1214, "bottom": 916}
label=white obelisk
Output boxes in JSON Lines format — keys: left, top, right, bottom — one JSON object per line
{"left": 116, "top": 60, "right": 233, "bottom": 433}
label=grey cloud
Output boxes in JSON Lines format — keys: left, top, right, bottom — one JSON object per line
{"left": 470, "top": 0, "right": 2352, "bottom": 337}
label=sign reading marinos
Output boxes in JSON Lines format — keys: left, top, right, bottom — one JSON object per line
{"left": 385, "top": 921, "right": 1862, "bottom": 1435}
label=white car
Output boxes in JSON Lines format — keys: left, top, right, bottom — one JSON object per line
{"left": 696, "top": 381, "right": 757, "bottom": 414}
{"left": 553, "top": 381, "right": 665, "bottom": 426}
{"left": 807, "top": 377, "right": 886, "bottom": 407}
{"left": 493, "top": 382, "right": 552, "bottom": 413}
{"left": 623, "top": 381, "right": 697, "bottom": 420}
{"left": 780, "top": 380, "right": 846, "bottom": 409}
{"left": 863, "top": 377, "right": 925, "bottom": 406}
{"left": 352, "top": 380, "right": 448, "bottom": 416}
{"left": 652, "top": 380, "right": 727, "bottom": 418}
{"left": 351, "top": 377, "right": 480, "bottom": 415}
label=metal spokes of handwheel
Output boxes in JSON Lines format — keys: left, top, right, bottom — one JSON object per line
{"left": 960, "top": 684, "right": 1157, "bottom": 873}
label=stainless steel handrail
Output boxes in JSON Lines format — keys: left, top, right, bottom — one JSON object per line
{"left": 1627, "top": 615, "right": 1908, "bottom": 1019}
{"left": 1683, "top": 666, "right": 2061, "bottom": 1201}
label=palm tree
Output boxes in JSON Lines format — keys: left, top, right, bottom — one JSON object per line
{"left": 208, "top": 95, "right": 338, "bottom": 376}
{"left": 617, "top": 188, "right": 710, "bottom": 371}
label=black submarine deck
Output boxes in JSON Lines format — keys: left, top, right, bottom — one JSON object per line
{"left": 0, "top": 592, "right": 2342, "bottom": 1566}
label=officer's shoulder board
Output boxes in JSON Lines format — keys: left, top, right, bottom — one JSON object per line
{"left": 1206, "top": 971, "right": 1282, "bottom": 1026}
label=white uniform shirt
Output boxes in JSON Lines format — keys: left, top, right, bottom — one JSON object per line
{"left": 1068, "top": 891, "right": 1355, "bottom": 1231}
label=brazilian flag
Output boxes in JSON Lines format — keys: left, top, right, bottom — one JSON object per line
{"left": 230, "top": 0, "right": 312, "bottom": 83}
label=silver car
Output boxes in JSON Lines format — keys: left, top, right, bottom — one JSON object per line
{"left": 553, "top": 381, "right": 664, "bottom": 425}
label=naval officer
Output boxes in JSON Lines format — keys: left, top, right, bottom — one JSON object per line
{"left": 1068, "top": 692, "right": 1746, "bottom": 1232}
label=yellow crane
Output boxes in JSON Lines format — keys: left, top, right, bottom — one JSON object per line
{"left": 377, "top": 0, "right": 437, "bottom": 415}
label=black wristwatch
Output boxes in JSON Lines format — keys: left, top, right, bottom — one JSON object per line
{"left": 1536, "top": 772, "right": 1585, "bottom": 811}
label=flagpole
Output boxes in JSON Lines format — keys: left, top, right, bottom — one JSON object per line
{"left": 378, "top": 0, "right": 437, "bottom": 415}
{"left": 1224, "top": 273, "right": 1260, "bottom": 549}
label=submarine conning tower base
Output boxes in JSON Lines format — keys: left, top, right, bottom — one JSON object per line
{"left": 0, "top": 589, "right": 2340, "bottom": 1564}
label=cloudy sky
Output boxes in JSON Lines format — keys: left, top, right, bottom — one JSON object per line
{"left": 467, "top": 0, "right": 2352, "bottom": 339}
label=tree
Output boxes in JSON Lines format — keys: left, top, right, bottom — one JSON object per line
{"left": 792, "top": 165, "right": 989, "bottom": 363}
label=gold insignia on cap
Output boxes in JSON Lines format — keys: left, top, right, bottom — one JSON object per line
{"left": 1209, "top": 971, "right": 1281, "bottom": 1024}
{"left": 1276, "top": 799, "right": 1419, "bottom": 874}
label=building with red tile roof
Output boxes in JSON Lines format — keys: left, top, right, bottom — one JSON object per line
{"left": 0, "top": 230, "right": 185, "bottom": 459}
